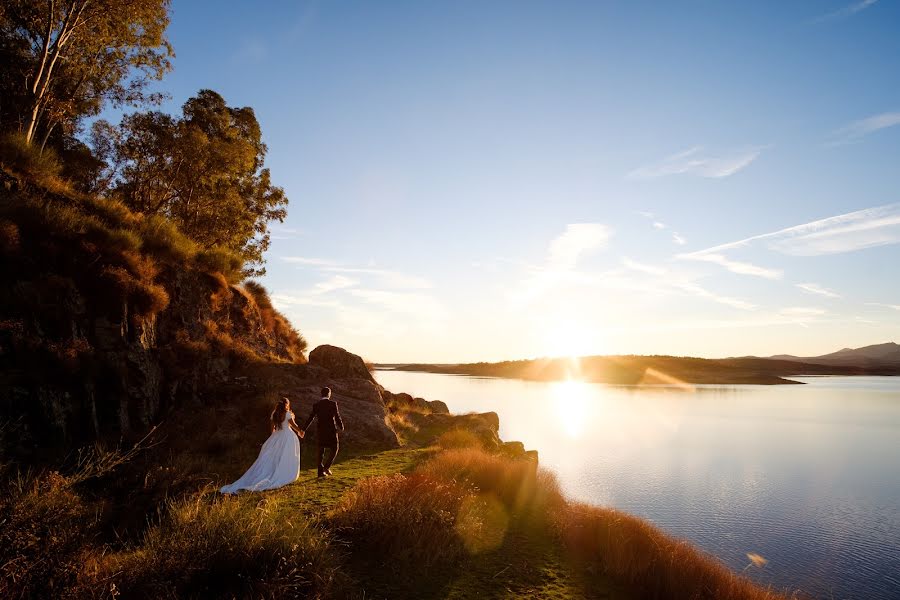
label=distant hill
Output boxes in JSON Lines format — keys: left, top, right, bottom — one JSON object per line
{"left": 386, "top": 343, "right": 900, "bottom": 385}
{"left": 769, "top": 342, "right": 900, "bottom": 368}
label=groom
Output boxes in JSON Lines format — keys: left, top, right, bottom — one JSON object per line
{"left": 301, "top": 387, "right": 344, "bottom": 477}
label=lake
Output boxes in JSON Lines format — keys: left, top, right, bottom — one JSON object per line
{"left": 374, "top": 371, "right": 900, "bottom": 600}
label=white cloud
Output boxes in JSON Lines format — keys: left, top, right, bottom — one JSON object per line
{"left": 548, "top": 223, "right": 611, "bottom": 270}
{"left": 281, "top": 256, "right": 339, "bottom": 266}
{"left": 812, "top": 0, "right": 878, "bottom": 23}
{"left": 780, "top": 307, "right": 827, "bottom": 317}
{"left": 652, "top": 221, "right": 666, "bottom": 230}
{"left": 688, "top": 203, "right": 900, "bottom": 257}
{"left": 349, "top": 289, "right": 448, "bottom": 324}
{"left": 674, "top": 282, "right": 757, "bottom": 311}
{"left": 321, "top": 266, "right": 432, "bottom": 289}
{"left": 620, "top": 258, "right": 757, "bottom": 311}
{"left": 621, "top": 257, "right": 665, "bottom": 276}
{"left": 672, "top": 232, "right": 687, "bottom": 246}
{"left": 796, "top": 282, "right": 841, "bottom": 298}
{"left": 682, "top": 252, "right": 783, "bottom": 280}
{"left": 866, "top": 302, "right": 900, "bottom": 311}
{"left": 830, "top": 111, "right": 900, "bottom": 144}
{"left": 312, "top": 275, "right": 357, "bottom": 295}
{"left": 628, "top": 146, "right": 764, "bottom": 179}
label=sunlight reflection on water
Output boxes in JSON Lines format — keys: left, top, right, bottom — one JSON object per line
{"left": 375, "top": 371, "right": 900, "bottom": 600}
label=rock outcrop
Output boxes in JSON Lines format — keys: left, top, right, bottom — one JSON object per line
{"left": 308, "top": 345, "right": 373, "bottom": 382}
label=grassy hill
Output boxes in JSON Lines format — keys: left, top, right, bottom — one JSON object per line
{"left": 389, "top": 352, "right": 898, "bottom": 385}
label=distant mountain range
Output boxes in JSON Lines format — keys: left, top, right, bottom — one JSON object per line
{"left": 382, "top": 342, "right": 900, "bottom": 385}
{"left": 768, "top": 342, "right": 900, "bottom": 368}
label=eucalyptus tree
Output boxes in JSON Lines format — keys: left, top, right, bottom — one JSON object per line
{"left": 97, "top": 90, "right": 289, "bottom": 276}
{"left": 0, "top": 0, "right": 173, "bottom": 148}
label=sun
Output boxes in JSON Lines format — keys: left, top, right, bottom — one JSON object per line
{"left": 543, "top": 318, "right": 597, "bottom": 359}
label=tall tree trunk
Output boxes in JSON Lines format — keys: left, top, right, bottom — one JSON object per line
{"left": 24, "top": 0, "right": 88, "bottom": 144}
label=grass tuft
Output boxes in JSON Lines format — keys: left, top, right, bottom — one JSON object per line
{"left": 107, "top": 490, "right": 339, "bottom": 599}
{"left": 330, "top": 473, "right": 471, "bottom": 571}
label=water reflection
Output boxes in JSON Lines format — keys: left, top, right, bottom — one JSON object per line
{"left": 549, "top": 380, "right": 593, "bottom": 438}
{"left": 375, "top": 371, "right": 900, "bottom": 600}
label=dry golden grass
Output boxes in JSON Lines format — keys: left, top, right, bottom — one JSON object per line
{"left": 420, "top": 448, "right": 565, "bottom": 523}
{"left": 557, "top": 503, "right": 796, "bottom": 600}
{"left": 436, "top": 427, "right": 485, "bottom": 450}
{"left": 0, "top": 470, "right": 100, "bottom": 599}
{"left": 417, "top": 448, "right": 795, "bottom": 600}
{"left": 104, "top": 489, "right": 339, "bottom": 599}
{"left": 329, "top": 472, "right": 471, "bottom": 571}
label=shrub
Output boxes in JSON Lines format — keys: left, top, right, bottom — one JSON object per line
{"left": 436, "top": 428, "right": 484, "bottom": 450}
{"left": 195, "top": 247, "right": 244, "bottom": 282}
{"left": 108, "top": 491, "right": 339, "bottom": 599}
{"left": 84, "top": 220, "right": 142, "bottom": 255}
{"left": 79, "top": 195, "right": 139, "bottom": 229}
{"left": 556, "top": 503, "right": 791, "bottom": 600}
{"left": 0, "top": 471, "right": 100, "bottom": 599}
{"left": 97, "top": 265, "right": 169, "bottom": 318}
{"left": 139, "top": 214, "right": 198, "bottom": 263}
{"left": 243, "top": 280, "right": 273, "bottom": 310}
{"left": 0, "top": 132, "right": 63, "bottom": 183}
{"left": 419, "top": 449, "right": 565, "bottom": 526}
{"left": 130, "top": 279, "right": 171, "bottom": 317}
{"left": 329, "top": 473, "right": 471, "bottom": 571}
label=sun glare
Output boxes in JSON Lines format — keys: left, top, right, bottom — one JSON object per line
{"left": 549, "top": 379, "right": 594, "bottom": 438}
{"left": 543, "top": 319, "right": 598, "bottom": 360}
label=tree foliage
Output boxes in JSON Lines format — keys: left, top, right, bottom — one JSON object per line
{"left": 0, "top": 0, "right": 173, "bottom": 147}
{"left": 95, "top": 90, "right": 288, "bottom": 276}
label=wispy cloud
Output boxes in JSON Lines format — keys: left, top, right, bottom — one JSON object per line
{"left": 349, "top": 289, "right": 448, "bottom": 324}
{"left": 628, "top": 146, "right": 764, "bottom": 179}
{"left": 830, "top": 111, "right": 900, "bottom": 145}
{"left": 682, "top": 252, "right": 783, "bottom": 280}
{"left": 510, "top": 223, "right": 612, "bottom": 307}
{"left": 281, "top": 256, "right": 432, "bottom": 289}
{"left": 687, "top": 203, "right": 900, "bottom": 257}
{"left": 272, "top": 255, "right": 446, "bottom": 343}
{"left": 270, "top": 226, "right": 302, "bottom": 240}
{"left": 232, "top": 37, "right": 268, "bottom": 64}
{"left": 812, "top": 0, "right": 878, "bottom": 23}
{"left": 281, "top": 256, "right": 339, "bottom": 266}
{"left": 867, "top": 302, "right": 900, "bottom": 311}
{"left": 674, "top": 282, "right": 757, "bottom": 311}
{"left": 620, "top": 258, "right": 757, "bottom": 311}
{"left": 796, "top": 282, "right": 841, "bottom": 298}
{"left": 780, "top": 306, "right": 827, "bottom": 317}
{"left": 636, "top": 211, "right": 686, "bottom": 246}
{"left": 311, "top": 275, "right": 357, "bottom": 295}
{"left": 548, "top": 223, "right": 611, "bottom": 270}
{"left": 321, "top": 267, "right": 432, "bottom": 290}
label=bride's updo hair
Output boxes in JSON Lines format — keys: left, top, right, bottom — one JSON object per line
{"left": 271, "top": 397, "right": 290, "bottom": 430}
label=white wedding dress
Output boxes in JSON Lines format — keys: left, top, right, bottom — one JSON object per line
{"left": 220, "top": 411, "right": 301, "bottom": 494}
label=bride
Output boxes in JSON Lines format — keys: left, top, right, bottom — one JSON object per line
{"left": 220, "top": 397, "right": 304, "bottom": 494}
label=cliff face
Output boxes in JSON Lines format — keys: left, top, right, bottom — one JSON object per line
{"left": 0, "top": 175, "right": 307, "bottom": 452}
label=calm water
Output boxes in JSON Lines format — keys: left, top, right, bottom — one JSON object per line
{"left": 375, "top": 371, "right": 900, "bottom": 600}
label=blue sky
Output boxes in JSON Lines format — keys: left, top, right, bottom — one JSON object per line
{"left": 132, "top": 0, "right": 900, "bottom": 362}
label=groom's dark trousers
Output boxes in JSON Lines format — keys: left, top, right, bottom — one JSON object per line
{"left": 303, "top": 398, "right": 344, "bottom": 476}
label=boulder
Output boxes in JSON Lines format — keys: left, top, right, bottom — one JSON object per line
{"left": 308, "top": 345, "right": 374, "bottom": 382}
{"left": 256, "top": 363, "right": 399, "bottom": 451}
{"left": 426, "top": 400, "right": 450, "bottom": 414}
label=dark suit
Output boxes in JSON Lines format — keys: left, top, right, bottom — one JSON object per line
{"left": 303, "top": 398, "right": 344, "bottom": 475}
